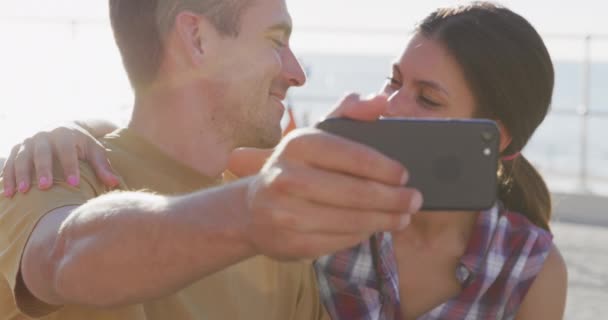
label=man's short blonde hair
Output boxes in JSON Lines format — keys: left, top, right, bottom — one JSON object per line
{"left": 110, "top": 0, "right": 253, "bottom": 91}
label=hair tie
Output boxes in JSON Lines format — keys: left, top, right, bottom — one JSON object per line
{"left": 501, "top": 152, "right": 521, "bottom": 161}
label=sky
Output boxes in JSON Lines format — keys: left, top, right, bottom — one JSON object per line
{"left": 0, "top": 1, "right": 606, "bottom": 192}
{"left": 1, "top": 1, "right": 607, "bottom": 151}
{"left": 289, "top": 0, "right": 608, "bottom": 33}
{"left": 2, "top": 0, "right": 607, "bottom": 58}
{"left": 2, "top": 0, "right": 608, "bottom": 34}
{"left": 288, "top": 0, "right": 608, "bottom": 58}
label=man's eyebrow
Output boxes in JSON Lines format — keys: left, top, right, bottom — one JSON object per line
{"left": 267, "top": 22, "right": 292, "bottom": 37}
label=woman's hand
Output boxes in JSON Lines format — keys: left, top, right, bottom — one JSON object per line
{"left": 1, "top": 121, "right": 120, "bottom": 197}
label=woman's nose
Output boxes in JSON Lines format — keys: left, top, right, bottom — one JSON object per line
{"left": 385, "top": 90, "right": 413, "bottom": 117}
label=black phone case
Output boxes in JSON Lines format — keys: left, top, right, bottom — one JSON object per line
{"left": 316, "top": 118, "right": 499, "bottom": 211}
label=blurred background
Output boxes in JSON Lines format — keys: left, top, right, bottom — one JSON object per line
{"left": 0, "top": 1, "right": 606, "bottom": 318}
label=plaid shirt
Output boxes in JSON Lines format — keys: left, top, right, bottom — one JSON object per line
{"left": 314, "top": 204, "right": 553, "bottom": 320}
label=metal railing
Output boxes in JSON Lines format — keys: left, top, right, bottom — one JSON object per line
{"left": 577, "top": 35, "right": 607, "bottom": 191}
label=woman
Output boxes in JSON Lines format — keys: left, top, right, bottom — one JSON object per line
{"left": 2, "top": 2, "right": 566, "bottom": 319}
{"left": 314, "top": 3, "right": 566, "bottom": 319}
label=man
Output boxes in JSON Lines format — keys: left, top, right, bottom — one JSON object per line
{"left": 0, "top": 0, "right": 422, "bottom": 319}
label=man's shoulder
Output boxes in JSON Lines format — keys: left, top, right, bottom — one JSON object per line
{"left": 0, "top": 162, "right": 104, "bottom": 220}
{"left": 98, "top": 129, "right": 225, "bottom": 193}
{"left": 0, "top": 155, "right": 109, "bottom": 229}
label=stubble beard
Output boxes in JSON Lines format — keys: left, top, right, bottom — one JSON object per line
{"left": 230, "top": 103, "right": 282, "bottom": 149}
{"left": 234, "top": 119, "right": 282, "bottom": 149}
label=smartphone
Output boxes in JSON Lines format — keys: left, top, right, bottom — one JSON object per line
{"left": 316, "top": 118, "right": 499, "bottom": 211}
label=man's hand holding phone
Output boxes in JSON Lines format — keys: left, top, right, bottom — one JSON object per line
{"left": 243, "top": 126, "right": 423, "bottom": 260}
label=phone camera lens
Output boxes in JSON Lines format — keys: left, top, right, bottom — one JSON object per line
{"left": 481, "top": 131, "right": 495, "bottom": 142}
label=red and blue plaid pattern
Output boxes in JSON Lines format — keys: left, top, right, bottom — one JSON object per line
{"left": 314, "top": 204, "right": 553, "bottom": 320}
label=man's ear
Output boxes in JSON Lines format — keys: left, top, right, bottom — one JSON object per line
{"left": 173, "top": 11, "right": 218, "bottom": 65}
{"left": 497, "top": 121, "right": 513, "bottom": 153}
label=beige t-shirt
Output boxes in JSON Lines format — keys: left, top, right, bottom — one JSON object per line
{"left": 0, "top": 129, "right": 328, "bottom": 320}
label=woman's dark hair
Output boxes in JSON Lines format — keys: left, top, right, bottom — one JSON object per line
{"left": 417, "top": 2, "right": 554, "bottom": 230}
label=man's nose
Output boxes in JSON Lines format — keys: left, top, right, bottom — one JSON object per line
{"left": 281, "top": 48, "right": 306, "bottom": 87}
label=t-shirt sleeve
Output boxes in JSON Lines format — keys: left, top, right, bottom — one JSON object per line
{"left": 0, "top": 162, "right": 104, "bottom": 318}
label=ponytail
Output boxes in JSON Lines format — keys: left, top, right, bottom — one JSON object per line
{"left": 416, "top": 3, "right": 555, "bottom": 230}
{"left": 498, "top": 156, "right": 551, "bottom": 231}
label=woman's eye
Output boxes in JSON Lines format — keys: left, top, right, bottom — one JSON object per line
{"left": 386, "top": 77, "right": 401, "bottom": 88}
{"left": 418, "top": 95, "right": 441, "bottom": 108}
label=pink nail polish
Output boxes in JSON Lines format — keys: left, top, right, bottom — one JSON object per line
{"left": 3, "top": 188, "right": 14, "bottom": 197}
{"left": 102, "top": 170, "right": 119, "bottom": 187}
{"left": 18, "top": 181, "right": 28, "bottom": 193}
{"left": 39, "top": 177, "right": 50, "bottom": 188}
{"left": 68, "top": 175, "right": 79, "bottom": 186}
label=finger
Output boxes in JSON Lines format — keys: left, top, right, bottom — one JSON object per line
{"left": 270, "top": 164, "right": 422, "bottom": 213}
{"left": 325, "top": 93, "right": 388, "bottom": 120}
{"left": 13, "top": 142, "right": 33, "bottom": 194}
{"left": 52, "top": 135, "right": 81, "bottom": 187}
{"left": 32, "top": 134, "right": 54, "bottom": 190}
{"left": 279, "top": 130, "right": 407, "bottom": 186}
{"left": 86, "top": 141, "right": 120, "bottom": 188}
{"left": 273, "top": 196, "right": 415, "bottom": 235}
{"left": 1, "top": 146, "right": 19, "bottom": 197}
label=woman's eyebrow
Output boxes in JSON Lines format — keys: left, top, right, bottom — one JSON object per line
{"left": 415, "top": 80, "right": 450, "bottom": 97}
{"left": 391, "top": 64, "right": 402, "bottom": 78}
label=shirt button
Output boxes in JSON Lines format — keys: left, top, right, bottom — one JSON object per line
{"left": 456, "top": 265, "right": 470, "bottom": 284}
